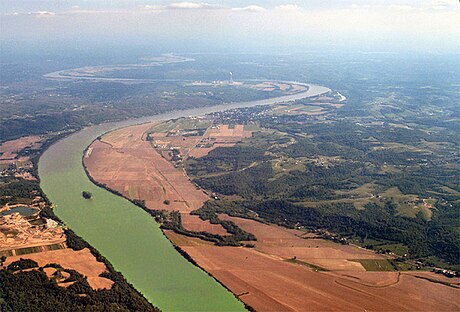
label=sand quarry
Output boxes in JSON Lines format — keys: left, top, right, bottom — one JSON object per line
{"left": 84, "top": 122, "right": 460, "bottom": 311}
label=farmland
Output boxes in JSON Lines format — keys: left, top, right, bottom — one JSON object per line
{"left": 84, "top": 97, "right": 460, "bottom": 310}
{"left": 186, "top": 97, "right": 460, "bottom": 268}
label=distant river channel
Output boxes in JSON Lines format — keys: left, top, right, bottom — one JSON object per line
{"left": 38, "top": 83, "right": 330, "bottom": 311}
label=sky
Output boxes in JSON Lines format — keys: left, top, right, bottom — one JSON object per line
{"left": 1, "top": 1, "right": 459, "bottom": 54}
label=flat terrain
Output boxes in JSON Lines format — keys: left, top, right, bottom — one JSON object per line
{"left": 182, "top": 244, "right": 458, "bottom": 311}
{"left": 219, "top": 214, "right": 385, "bottom": 271}
{"left": 0, "top": 135, "right": 42, "bottom": 164}
{"left": 189, "top": 124, "right": 253, "bottom": 158}
{"left": 3, "top": 248, "right": 114, "bottom": 290}
{"left": 84, "top": 123, "right": 226, "bottom": 235}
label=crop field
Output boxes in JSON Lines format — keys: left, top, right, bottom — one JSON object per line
{"left": 189, "top": 124, "right": 253, "bottom": 158}
{"left": 178, "top": 214, "right": 458, "bottom": 310}
{"left": 0, "top": 135, "right": 43, "bottom": 164}
{"left": 351, "top": 259, "right": 396, "bottom": 271}
{"left": 219, "top": 214, "right": 384, "bottom": 271}
{"left": 84, "top": 123, "right": 225, "bottom": 235}
{"left": 181, "top": 242, "right": 458, "bottom": 312}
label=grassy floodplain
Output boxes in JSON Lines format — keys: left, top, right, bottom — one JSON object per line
{"left": 38, "top": 84, "right": 329, "bottom": 311}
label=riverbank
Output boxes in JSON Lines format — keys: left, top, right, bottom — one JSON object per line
{"left": 38, "top": 83, "right": 330, "bottom": 310}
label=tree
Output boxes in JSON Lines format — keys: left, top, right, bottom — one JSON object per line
{"left": 82, "top": 191, "right": 92, "bottom": 199}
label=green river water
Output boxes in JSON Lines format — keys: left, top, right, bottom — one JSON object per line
{"left": 38, "top": 84, "right": 330, "bottom": 311}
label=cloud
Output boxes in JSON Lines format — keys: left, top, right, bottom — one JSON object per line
{"left": 30, "top": 11, "right": 56, "bottom": 17}
{"left": 231, "top": 5, "right": 266, "bottom": 13}
{"left": 274, "top": 4, "right": 301, "bottom": 11}
{"left": 428, "top": 0, "right": 458, "bottom": 10}
{"left": 166, "top": 2, "right": 220, "bottom": 10}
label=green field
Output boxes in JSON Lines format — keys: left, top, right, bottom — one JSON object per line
{"left": 149, "top": 117, "right": 212, "bottom": 133}
{"left": 352, "top": 259, "right": 396, "bottom": 271}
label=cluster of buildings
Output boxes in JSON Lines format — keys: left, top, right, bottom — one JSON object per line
{"left": 433, "top": 267, "right": 459, "bottom": 278}
{"left": 0, "top": 212, "right": 65, "bottom": 256}
{"left": 0, "top": 163, "right": 36, "bottom": 181}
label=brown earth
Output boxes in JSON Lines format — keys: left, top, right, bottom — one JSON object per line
{"left": 189, "top": 124, "right": 252, "bottom": 158}
{"left": 219, "top": 214, "right": 384, "bottom": 271}
{"left": 182, "top": 244, "right": 459, "bottom": 311}
{"left": 0, "top": 213, "right": 66, "bottom": 255}
{"left": 0, "top": 135, "right": 42, "bottom": 164}
{"left": 403, "top": 271, "right": 460, "bottom": 287}
{"left": 181, "top": 214, "right": 228, "bottom": 235}
{"left": 84, "top": 123, "right": 226, "bottom": 235}
{"left": 164, "top": 230, "right": 214, "bottom": 247}
{"left": 3, "top": 248, "right": 113, "bottom": 290}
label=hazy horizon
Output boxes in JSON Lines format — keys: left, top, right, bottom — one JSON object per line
{"left": 1, "top": 1, "right": 459, "bottom": 56}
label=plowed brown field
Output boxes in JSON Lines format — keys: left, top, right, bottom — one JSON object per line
{"left": 0, "top": 135, "right": 42, "bottom": 164}
{"left": 189, "top": 124, "right": 252, "bottom": 158}
{"left": 219, "top": 214, "right": 385, "bottom": 271}
{"left": 84, "top": 123, "right": 226, "bottom": 235}
{"left": 182, "top": 244, "right": 458, "bottom": 311}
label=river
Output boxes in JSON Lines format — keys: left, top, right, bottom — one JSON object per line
{"left": 38, "top": 84, "right": 330, "bottom": 311}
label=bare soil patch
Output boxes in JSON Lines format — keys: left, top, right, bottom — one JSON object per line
{"left": 181, "top": 213, "right": 228, "bottom": 235}
{"left": 182, "top": 245, "right": 458, "bottom": 311}
{"left": 84, "top": 123, "right": 227, "bottom": 235}
{"left": 0, "top": 213, "right": 66, "bottom": 254}
{"left": 0, "top": 135, "right": 42, "bottom": 164}
{"left": 189, "top": 124, "right": 252, "bottom": 158}
{"left": 164, "top": 230, "right": 214, "bottom": 247}
{"left": 219, "top": 214, "right": 383, "bottom": 265}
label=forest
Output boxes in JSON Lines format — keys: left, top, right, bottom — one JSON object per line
{"left": 186, "top": 82, "right": 460, "bottom": 268}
